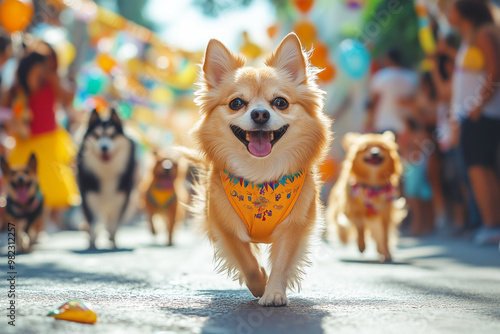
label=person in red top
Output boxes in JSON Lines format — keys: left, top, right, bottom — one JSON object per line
{"left": 4, "top": 50, "right": 80, "bottom": 225}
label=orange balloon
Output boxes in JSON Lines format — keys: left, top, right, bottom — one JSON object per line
{"left": 294, "top": 0, "right": 314, "bottom": 13}
{"left": 0, "top": 0, "right": 34, "bottom": 33}
{"left": 267, "top": 24, "right": 278, "bottom": 39}
{"left": 310, "top": 41, "right": 329, "bottom": 67}
{"left": 318, "top": 63, "right": 336, "bottom": 83}
{"left": 294, "top": 21, "right": 316, "bottom": 48}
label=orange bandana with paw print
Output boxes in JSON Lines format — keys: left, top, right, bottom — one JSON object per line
{"left": 220, "top": 169, "right": 307, "bottom": 243}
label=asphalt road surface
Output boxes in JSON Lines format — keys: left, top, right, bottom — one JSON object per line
{"left": 1, "top": 221, "right": 500, "bottom": 334}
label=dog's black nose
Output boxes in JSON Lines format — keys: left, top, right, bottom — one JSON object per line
{"left": 370, "top": 147, "right": 381, "bottom": 157}
{"left": 101, "top": 146, "right": 109, "bottom": 153}
{"left": 251, "top": 109, "right": 270, "bottom": 125}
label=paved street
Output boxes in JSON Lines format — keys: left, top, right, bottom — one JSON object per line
{"left": 1, "top": 221, "right": 500, "bottom": 334}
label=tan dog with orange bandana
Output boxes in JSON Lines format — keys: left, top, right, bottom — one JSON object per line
{"left": 186, "top": 33, "right": 332, "bottom": 306}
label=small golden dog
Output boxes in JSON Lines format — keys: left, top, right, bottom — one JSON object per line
{"left": 1, "top": 153, "right": 44, "bottom": 253}
{"left": 326, "top": 132, "right": 406, "bottom": 262}
{"left": 141, "top": 151, "right": 185, "bottom": 246}
{"left": 187, "top": 33, "right": 332, "bottom": 306}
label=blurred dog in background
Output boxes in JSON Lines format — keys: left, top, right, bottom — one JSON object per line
{"left": 140, "top": 150, "right": 188, "bottom": 246}
{"left": 1, "top": 153, "right": 44, "bottom": 253}
{"left": 327, "top": 132, "right": 406, "bottom": 262}
{"left": 77, "top": 108, "right": 136, "bottom": 250}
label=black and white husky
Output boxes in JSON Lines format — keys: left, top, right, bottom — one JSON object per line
{"left": 77, "top": 109, "right": 136, "bottom": 249}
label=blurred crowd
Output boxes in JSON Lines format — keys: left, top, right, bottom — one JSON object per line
{"left": 367, "top": 0, "right": 500, "bottom": 245}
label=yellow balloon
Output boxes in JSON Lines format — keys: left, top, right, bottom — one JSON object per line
{"left": 462, "top": 46, "right": 485, "bottom": 71}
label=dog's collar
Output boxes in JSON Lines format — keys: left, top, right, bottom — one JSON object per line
{"left": 221, "top": 169, "right": 306, "bottom": 190}
{"left": 147, "top": 188, "right": 176, "bottom": 209}
{"left": 348, "top": 181, "right": 396, "bottom": 216}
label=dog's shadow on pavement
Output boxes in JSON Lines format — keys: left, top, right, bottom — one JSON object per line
{"left": 160, "top": 289, "right": 330, "bottom": 334}
{"left": 340, "top": 259, "right": 412, "bottom": 265}
{"left": 71, "top": 248, "right": 134, "bottom": 254}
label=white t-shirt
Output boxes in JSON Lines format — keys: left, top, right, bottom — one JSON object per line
{"left": 370, "top": 67, "right": 418, "bottom": 134}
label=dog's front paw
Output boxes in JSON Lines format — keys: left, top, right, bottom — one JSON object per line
{"left": 258, "top": 290, "right": 288, "bottom": 307}
{"left": 246, "top": 267, "right": 268, "bottom": 298}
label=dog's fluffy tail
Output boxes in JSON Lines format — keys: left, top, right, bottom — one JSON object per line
{"left": 172, "top": 146, "right": 211, "bottom": 236}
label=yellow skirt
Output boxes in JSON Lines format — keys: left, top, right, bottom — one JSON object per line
{"left": 8, "top": 128, "right": 81, "bottom": 209}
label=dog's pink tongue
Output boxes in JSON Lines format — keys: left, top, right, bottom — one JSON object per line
{"left": 248, "top": 132, "right": 272, "bottom": 157}
{"left": 17, "top": 186, "right": 29, "bottom": 204}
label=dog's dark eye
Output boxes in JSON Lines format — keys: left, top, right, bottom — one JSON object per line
{"left": 229, "top": 98, "right": 246, "bottom": 111}
{"left": 272, "top": 97, "right": 289, "bottom": 110}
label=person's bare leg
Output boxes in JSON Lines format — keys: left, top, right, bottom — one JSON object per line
{"left": 408, "top": 198, "right": 422, "bottom": 236}
{"left": 422, "top": 200, "right": 435, "bottom": 234}
{"left": 469, "top": 166, "right": 500, "bottom": 227}
{"left": 427, "top": 152, "right": 445, "bottom": 218}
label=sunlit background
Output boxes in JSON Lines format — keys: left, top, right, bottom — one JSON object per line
{"left": 1, "top": 0, "right": 500, "bottom": 176}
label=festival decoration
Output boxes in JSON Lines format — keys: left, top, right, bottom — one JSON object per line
{"left": 47, "top": 300, "right": 97, "bottom": 324}
{"left": 79, "top": 69, "right": 109, "bottom": 96}
{"left": 53, "top": 40, "right": 76, "bottom": 70}
{"left": 346, "top": 0, "right": 365, "bottom": 10}
{"left": 414, "top": 0, "right": 436, "bottom": 54}
{"left": 267, "top": 24, "right": 279, "bottom": 40}
{"left": 294, "top": 21, "right": 316, "bottom": 48}
{"left": 240, "top": 31, "right": 262, "bottom": 59}
{"left": 337, "top": 39, "right": 370, "bottom": 80}
{"left": 294, "top": 0, "right": 314, "bottom": 13}
{"left": 150, "top": 85, "right": 175, "bottom": 105}
{"left": 310, "top": 41, "right": 328, "bottom": 67}
{"left": 0, "top": 0, "right": 34, "bottom": 33}
{"left": 96, "top": 53, "right": 118, "bottom": 74}
{"left": 317, "top": 62, "right": 336, "bottom": 83}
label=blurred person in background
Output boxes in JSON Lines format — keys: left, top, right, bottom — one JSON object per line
{"left": 400, "top": 73, "right": 439, "bottom": 236}
{"left": 448, "top": 0, "right": 500, "bottom": 245}
{"left": 366, "top": 48, "right": 418, "bottom": 139}
{"left": 432, "top": 34, "right": 470, "bottom": 235}
{"left": 2, "top": 50, "right": 80, "bottom": 230}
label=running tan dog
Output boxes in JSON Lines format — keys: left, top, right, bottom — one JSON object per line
{"left": 185, "top": 33, "right": 332, "bottom": 306}
{"left": 327, "top": 132, "right": 406, "bottom": 262}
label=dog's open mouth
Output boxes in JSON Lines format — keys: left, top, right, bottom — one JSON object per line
{"left": 230, "top": 125, "right": 289, "bottom": 157}
{"left": 101, "top": 153, "right": 112, "bottom": 162}
{"left": 11, "top": 181, "right": 32, "bottom": 204}
{"left": 364, "top": 156, "right": 385, "bottom": 165}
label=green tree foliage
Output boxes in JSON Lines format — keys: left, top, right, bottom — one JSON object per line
{"left": 363, "top": 0, "right": 423, "bottom": 67}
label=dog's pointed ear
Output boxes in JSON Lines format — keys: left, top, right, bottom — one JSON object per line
{"left": 110, "top": 108, "right": 122, "bottom": 125}
{"left": 342, "top": 132, "right": 361, "bottom": 153}
{"left": 0, "top": 155, "right": 10, "bottom": 176}
{"left": 89, "top": 109, "right": 100, "bottom": 126}
{"left": 202, "top": 39, "right": 245, "bottom": 88}
{"left": 266, "top": 33, "right": 307, "bottom": 83}
{"left": 27, "top": 153, "right": 37, "bottom": 173}
{"left": 382, "top": 131, "right": 396, "bottom": 142}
